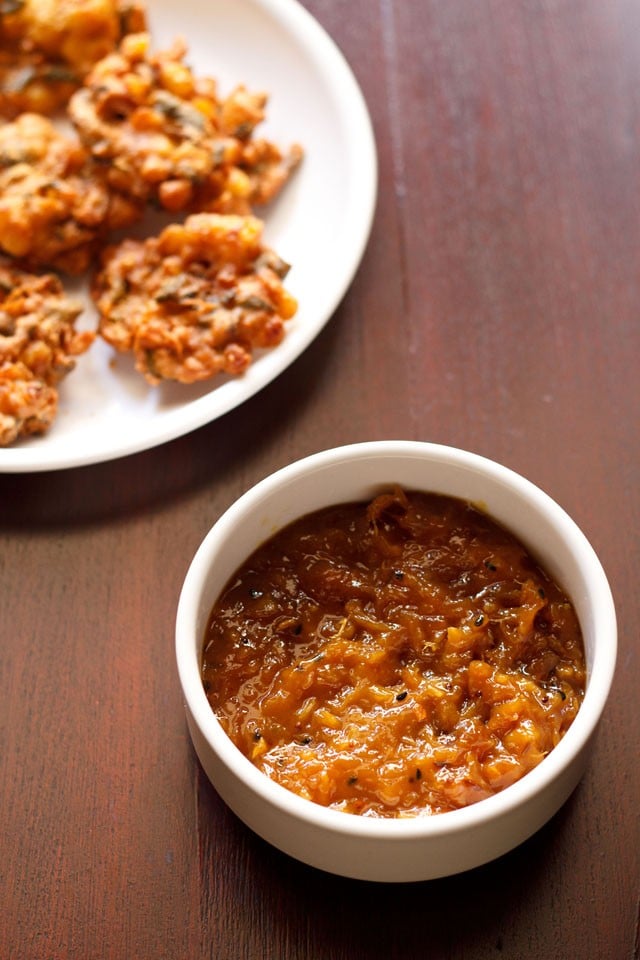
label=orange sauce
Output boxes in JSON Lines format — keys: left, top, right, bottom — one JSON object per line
{"left": 202, "top": 488, "right": 586, "bottom": 817}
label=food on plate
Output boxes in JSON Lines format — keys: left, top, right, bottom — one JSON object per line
{"left": 0, "top": 112, "right": 143, "bottom": 274}
{"left": 202, "top": 488, "right": 586, "bottom": 818}
{"left": 0, "top": 260, "right": 92, "bottom": 445}
{"left": 68, "top": 32, "right": 302, "bottom": 214}
{"left": 92, "top": 212, "right": 298, "bottom": 385}
{"left": 0, "top": 13, "right": 304, "bottom": 445}
{"left": 0, "top": 0, "right": 147, "bottom": 118}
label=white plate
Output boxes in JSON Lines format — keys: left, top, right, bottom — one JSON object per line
{"left": 0, "top": 0, "right": 377, "bottom": 472}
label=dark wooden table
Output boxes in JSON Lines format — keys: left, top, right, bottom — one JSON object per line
{"left": 2, "top": 1, "right": 639, "bottom": 957}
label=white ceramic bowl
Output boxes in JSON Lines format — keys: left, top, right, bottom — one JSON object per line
{"left": 175, "top": 441, "right": 617, "bottom": 882}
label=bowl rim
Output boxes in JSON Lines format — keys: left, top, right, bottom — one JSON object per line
{"left": 176, "top": 440, "right": 617, "bottom": 839}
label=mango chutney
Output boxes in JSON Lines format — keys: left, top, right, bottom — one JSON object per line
{"left": 201, "top": 488, "right": 586, "bottom": 818}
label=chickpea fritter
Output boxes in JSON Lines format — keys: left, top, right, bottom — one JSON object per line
{"left": 0, "top": 113, "right": 143, "bottom": 274}
{"left": 0, "top": 261, "right": 93, "bottom": 445}
{"left": 0, "top": 0, "right": 147, "bottom": 118}
{"left": 69, "top": 32, "right": 303, "bottom": 215}
{"left": 92, "top": 213, "right": 298, "bottom": 385}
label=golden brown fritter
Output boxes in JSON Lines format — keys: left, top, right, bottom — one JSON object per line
{"left": 0, "top": 360, "right": 57, "bottom": 445}
{"left": 0, "top": 0, "right": 147, "bottom": 118}
{"left": 0, "top": 113, "right": 143, "bottom": 274}
{"left": 92, "top": 213, "right": 298, "bottom": 385}
{"left": 69, "top": 32, "right": 302, "bottom": 215}
{"left": 0, "top": 260, "right": 93, "bottom": 445}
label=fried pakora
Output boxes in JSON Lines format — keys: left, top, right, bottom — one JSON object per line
{"left": 0, "top": 260, "right": 92, "bottom": 445}
{"left": 0, "top": 112, "right": 143, "bottom": 273}
{"left": 0, "top": 0, "right": 147, "bottom": 118}
{"left": 69, "top": 32, "right": 302, "bottom": 215}
{"left": 92, "top": 213, "right": 298, "bottom": 385}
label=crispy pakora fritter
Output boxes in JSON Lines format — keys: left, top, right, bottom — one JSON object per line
{"left": 239, "top": 137, "right": 304, "bottom": 207}
{"left": 0, "top": 0, "right": 147, "bottom": 118}
{"left": 0, "top": 113, "right": 143, "bottom": 274}
{"left": 0, "top": 360, "right": 58, "bottom": 445}
{"left": 69, "top": 32, "right": 302, "bottom": 215}
{"left": 0, "top": 47, "right": 79, "bottom": 119}
{"left": 92, "top": 213, "right": 298, "bottom": 385}
{"left": 0, "top": 261, "right": 93, "bottom": 445}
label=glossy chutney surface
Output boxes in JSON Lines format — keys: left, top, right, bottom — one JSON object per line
{"left": 202, "top": 489, "right": 586, "bottom": 817}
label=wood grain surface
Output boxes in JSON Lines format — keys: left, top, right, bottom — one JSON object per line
{"left": 1, "top": 1, "right": 639, "bottom": 958}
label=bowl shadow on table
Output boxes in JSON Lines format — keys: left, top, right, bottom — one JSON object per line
{"left": 0, "top": 315, "right": 344, "bottom": 530}
{"left": 195, "top": 759, "right": 582, "bottom": 959}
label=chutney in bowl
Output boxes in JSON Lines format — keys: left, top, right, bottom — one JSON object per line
{"left": 176, "top": 441, "right": 616, "bottom": 881}
{"left": 201, "top": 487, "right": 586, "bottom": 819}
